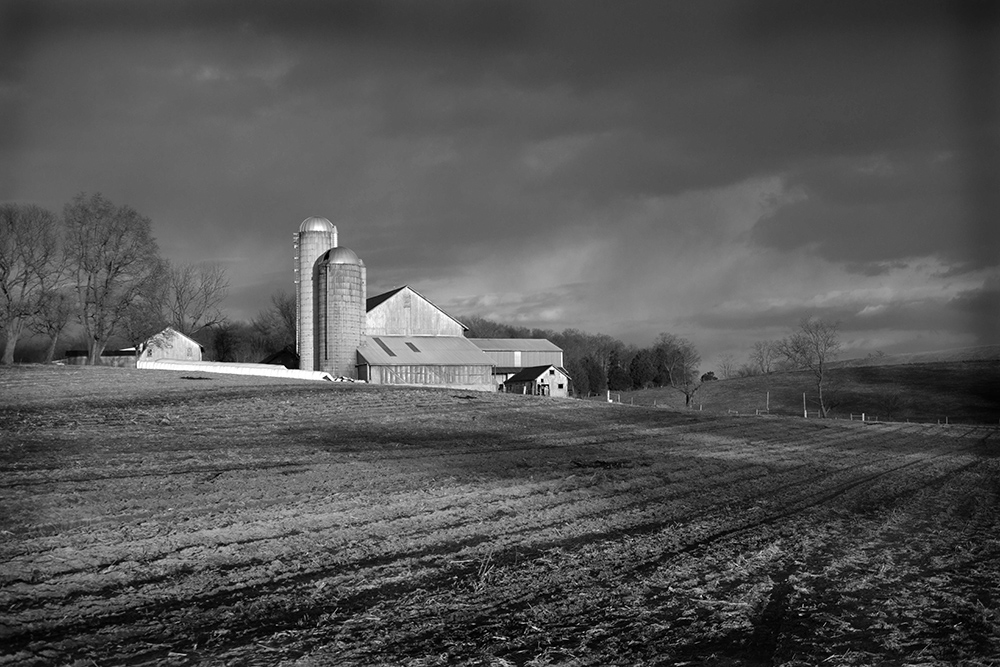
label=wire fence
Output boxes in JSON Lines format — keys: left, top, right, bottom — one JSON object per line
{"left": 585, "top": 391, "right": 999, "bottom": 426}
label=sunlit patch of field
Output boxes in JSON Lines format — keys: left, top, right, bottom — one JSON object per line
{"left": 622, "top": 360, "right": 1000, "bottom": 425}
{"left": 1, "top": 365, "right": 998, "bottom": 666}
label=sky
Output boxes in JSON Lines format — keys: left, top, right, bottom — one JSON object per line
{"left": 2, "top": 0, "right": 998, "bottom": 370}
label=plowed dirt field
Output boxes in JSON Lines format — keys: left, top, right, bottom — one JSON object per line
{"left": 1, "top": 366, "right": 998, "bottom": 666}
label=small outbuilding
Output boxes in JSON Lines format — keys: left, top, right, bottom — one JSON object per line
{"left": 502, "top": 364, "right": 571, "bottom": 398}
{"left": 139, "top": 327, "right": 204, "bottom": 362}
{"left": 469, "top": 338, "right": 565, "bottom": 386}
{"left": 261, "top": 345, "right": 300, "bottom": 369}
{"left": 66, "top": 327, "right": 204, "bottom": 367}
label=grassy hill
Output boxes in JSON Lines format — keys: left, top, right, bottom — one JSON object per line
{"left": 613, "top": 360, "right": 1000, "bottom": 424}
{"left": 831, "top": 344, "right": 1000, "bottom": 368}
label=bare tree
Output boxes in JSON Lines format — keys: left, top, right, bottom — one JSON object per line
{"left": 655, "top": 333, "right": 703, "bottom": 407}
{"left": 776, "top": 318, "right": 842, "bottom": 417}
{"left": 165, "top": 263, "right": 229, "bottom": 335}
{"left": 118, "top": 259, "right": 170, "bottom": 354}
{"left": 251, "top": 291, "right": 297, "bottom": 354}
{"left": 0, "top": 203, "right": 61, "bottom": 364}
{"left": 749, "top": 340, "right": 780, "bottom": 375}
{"left": 30, "top": 287, "right": 77, "bottom": 363}
{"left": 718, "top": 353, "right": 737, "bottom": 379}
{"left": 63, "top": 192, "right": 162, "bottom": 364}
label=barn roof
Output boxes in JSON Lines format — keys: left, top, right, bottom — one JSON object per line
{"left": 469, "top": 338, "right": 563, "bottom": 352}
{"left": 504, "top": 364, "right": 572, "bottom": 383}
{"left": 149, "top": 327, "right": 205, "bottom": 352}
{"left": 358, "top": 336, "right": 495, "bottom": 366}
{"left": 366, "top": 286, "right": 406, "bottom": 311}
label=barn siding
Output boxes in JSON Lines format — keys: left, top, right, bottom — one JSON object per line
{"left": 144, "top": 332, "right": 202, "bottom": 362}
{"left": 480, "top": 349, "right": 564, "bottom": 367}
{"left": 364, "top": 364, "right": 493, "bottom": 390}
{"left": 366, "top": 287, "right": 465, "bottom": 336}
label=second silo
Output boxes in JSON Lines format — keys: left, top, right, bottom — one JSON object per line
{"left": 314, "top": 246, "right": 366, "bottom": 379}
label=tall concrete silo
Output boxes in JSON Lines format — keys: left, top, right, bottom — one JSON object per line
{"left": 314, "top": 246, "right": 366, "bottom": 378}
{"left": 294, "top": 217, "right": 337, "bottom": 371}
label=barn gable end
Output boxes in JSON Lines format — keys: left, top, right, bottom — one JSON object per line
{"left": 366, "top": 285, "right": 466, "bottom": 337}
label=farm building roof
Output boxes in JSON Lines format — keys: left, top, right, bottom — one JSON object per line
{"left": 260, "top": 345, "right": 299, "bottom": 369}
{"left": 152, "top": 327, "right": 205, "bottom": 351}
{"left": 366, "top": 286, "right": 406, "bottom": 311}
{"left": 504, "top": 365, "right": 572, "bottom": 383}
{"left": 318, "top": 246, "right": 363, "bottom": 265}
{"left": 469, "top": 338, "right": 563, "bottom": 352}
{"left": 299, "top": 216, "right": 335, "bottom": 233}
{"left": 358, "top": 336, "right": 495, "bottom": 366}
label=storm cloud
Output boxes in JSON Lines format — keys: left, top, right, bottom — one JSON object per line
{"left": 2, "top": 0, "right": 997, "bottom": 367}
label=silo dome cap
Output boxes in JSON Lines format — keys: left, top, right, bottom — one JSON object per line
{"left": 299, "top": 216, "right": 335, "bottom": 233}
{"left": 319, "top": 246, "right": 363, "bottom": 265}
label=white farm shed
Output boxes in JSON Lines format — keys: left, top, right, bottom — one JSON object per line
{"left": 503, "top": 365, "right": 572, "bottom": 398}
{"left": 140, "top": 327, "right": 204, "bottom": 362}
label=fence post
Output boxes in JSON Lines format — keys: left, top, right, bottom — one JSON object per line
{"left": 803, "top": 393, "right": 807, "bottom": 418}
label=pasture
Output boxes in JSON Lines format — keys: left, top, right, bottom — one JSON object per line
{"left": 1, "top": 366, "right": 998, "bottom": 666}
{"left": 619, "top": 361, "right": 1000, "bottom": 425}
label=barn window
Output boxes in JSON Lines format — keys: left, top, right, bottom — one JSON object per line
{"left": 558, "top": 383, "right": 564, "bottom": 389}
{"left": 549, "top": 369, "right": 555, "bottom": 375}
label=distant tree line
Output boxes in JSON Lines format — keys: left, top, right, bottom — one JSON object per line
{"left": 462, "top": 316, "right": 703, "bottom": 402}
{"left": 206, "top": 292, "right": 296, "bottom": 364}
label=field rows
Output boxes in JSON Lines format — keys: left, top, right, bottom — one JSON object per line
{"left": 1, "top": 366, "right": 998, "bottom": 666}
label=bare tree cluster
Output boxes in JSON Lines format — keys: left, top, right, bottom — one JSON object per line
{"left": 209, "top": 292, "right": 295, "bottom": 363}
{"left": 165, "top": 263, "right": 229, "bottom": 335}
{"left": 775, "top": 318, "right": 842, "bottom": 417}
{"left": 655, "top": 333, "right": 703, "bottom": 407}
{"left": 0, "top": 193, "right": 230, "bottom": 364}
{"left": 64, "top": 193, "right": 167, "bottom": 363}
{"left": 0, "top": 204, "right": 62, "bottom": 363}
{"left": 749, "top": 340, "right": 781, "bottom": 375}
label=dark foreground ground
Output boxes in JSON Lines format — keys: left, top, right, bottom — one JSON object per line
{"left": 1, "top": 366, "right": 998, "bottom": 666}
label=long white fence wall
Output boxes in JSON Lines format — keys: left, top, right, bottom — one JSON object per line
{"left": 137, "top": 359, "right": 335, "bottom": 382}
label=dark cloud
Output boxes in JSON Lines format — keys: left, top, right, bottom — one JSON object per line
{"left": 2, "top": 0, "right": 996, "bottom": 359}
{"left": 689, "top": 293, "right": 983, "bottom": 346}
{"left": 750, "top": 154, "right": 989, "bottom": 271}
{"left": 948, "top": 278, "right": 1000, "bottom": 344}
